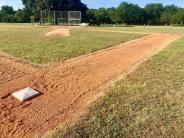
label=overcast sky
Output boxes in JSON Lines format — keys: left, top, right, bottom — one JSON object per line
{"left": 0, "top": 0, "right": 184, "bottom": 10}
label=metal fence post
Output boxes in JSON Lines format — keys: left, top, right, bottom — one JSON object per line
{"left": 40, "top": 10, "right": 43, "bottom": 25}
{"left": 54, "top": 11, "right": 56, "bottom": 25}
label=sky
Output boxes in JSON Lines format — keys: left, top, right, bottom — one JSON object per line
{"left": 0, "top": 0, "right": 184, "bottom": 10}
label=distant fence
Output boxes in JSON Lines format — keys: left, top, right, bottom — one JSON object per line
{"left": 40, "top": 10, "right": 81, "bottom": 26}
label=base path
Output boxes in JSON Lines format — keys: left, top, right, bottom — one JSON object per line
{"left": 0, "top": 33, "right": 180, "bottom": 137}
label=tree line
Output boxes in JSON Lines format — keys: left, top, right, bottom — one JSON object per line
{"left": 0, "top": 0, "right": 87, "bottom": 23}
{"left": 87, "top": 2, "right": 184, "bottom": 26}
{"left": 0, "top": 1, "right": 184, "bottom": 26}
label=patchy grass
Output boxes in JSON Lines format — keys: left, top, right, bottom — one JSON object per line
{"left": 0, "top": 25, "right": 144, "bottom": 63}
{"left": 51, "top": 35, "right": 184, "bottom": 137}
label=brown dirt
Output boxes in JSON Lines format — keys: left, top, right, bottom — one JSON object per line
{"left": 0, "top": 32, "right": 180, "bottom": 138}
{"left": 45, "top": 27, "right": 70, "bottom": 37}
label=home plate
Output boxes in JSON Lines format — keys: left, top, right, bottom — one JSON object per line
{"left": 12, "top": 87, "right": 40, "bottom": 102}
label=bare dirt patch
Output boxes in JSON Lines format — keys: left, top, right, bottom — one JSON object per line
{"left": 0, "top": 33, "right": 180, "bottom": 138}
{"left": 45, "top": 27, "right": 70, "bottom": 37}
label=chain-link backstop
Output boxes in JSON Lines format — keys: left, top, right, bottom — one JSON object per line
{"left": 40, "top": 10, "right": 81, "bottom": 25}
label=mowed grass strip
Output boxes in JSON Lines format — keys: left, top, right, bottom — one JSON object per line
{"left": 51, "top": 36, "right": 184, "bottom": 137}
{"left": 0, "top": 26, "right": 144, "bottom": 63}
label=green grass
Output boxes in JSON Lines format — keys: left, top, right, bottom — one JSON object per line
{"left": 0, "top": 24, "right": 144, "bottom": 64}
{"left": 51, "top": 31, "right": 184, "bottom": 137}
{"left": 97, "top": 26, "right": 184, "bottom": 34}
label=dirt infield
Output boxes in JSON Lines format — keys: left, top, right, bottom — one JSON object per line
{"left": 0, "top": 32, "right": 180, "bottom": 137}
{"left": 45, "top": 27, "right": 70, "bottom": 37}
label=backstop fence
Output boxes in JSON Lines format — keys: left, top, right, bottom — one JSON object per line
{"left": 40, "top": 10, "right": 81, "bottom": 25}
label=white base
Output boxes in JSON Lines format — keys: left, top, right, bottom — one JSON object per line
{"left": 12, "top": 87, "right": 40, "bottom": 102}
{"left": 80, "top": 23, "right": 89, "bottom": 27}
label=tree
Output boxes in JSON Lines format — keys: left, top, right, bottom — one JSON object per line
{"left": 172, "top": 10, "right": 184, "bottom": 26}
{"left": 15, "top": 9, "right": 24, "bottom": 22}
{"left": 116, "top": 2, "right": 143, "bottom": 24}
{"left": 1, "top": 5, "right": 15, "bottom": 14}
{"left": 86, "top": 9, "right": 97, "bottom": 22}
{"left": 15, "top": 9, "right": 30, "bottom": 22}
{"left": 21, "top": 0, "right": 88, "bottom": 21}
{"left": 164, "top": 5, "right": 178, "bottom": 14}
{"left": 144, "top": 3, "right": 164, "bottom": 24}
{"left": 95, "top": 8, "right": 110, "bottom": 23}
{"left": 0, "top": 13, "right": 16, "bottom": 22}
{"left": 160, "top": 12, "right": 172, "bottom": 25}
{"left": 160, "top": 5, "right": 179, "bottom": 25}
{"left": 106, "top": 7, "right": 121, "bottom": 23}
{"left": 0, "top": 5, "right": 16, "bottom": 22}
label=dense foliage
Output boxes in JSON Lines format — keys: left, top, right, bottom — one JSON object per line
{"left": 89, "top": 3, "right": 184, "bottom": 26}
{"left": 0, "top": 1, "right": 184, "bottom": 25}
{"left": 0, "top": 0, "right": 87, "bottom": 22}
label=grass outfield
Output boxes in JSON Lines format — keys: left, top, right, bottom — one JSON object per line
{"left": 51, "top": 30, "right": 184, "bottom": 137}
{"left": 97, "top": 26, "right": 184, "bottom": 34}
{"left": 0, "top": 25, "right": 144, "bottom": 64}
